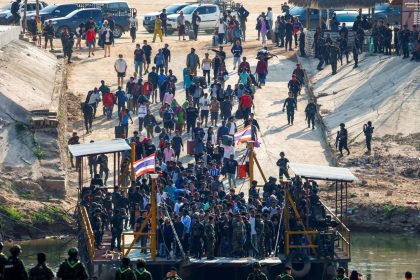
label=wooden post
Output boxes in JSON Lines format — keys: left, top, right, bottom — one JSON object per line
{"left": 150, "top": 174, "right": 159, "bottom": 261}
{"left": 248, "top": 141, "right": 254, "bottom": 189}
{"left": 22, "top": 0, "right": 28, "bottom": 33}
{"left": 130, "top": 143, "right": 136, "bottom": 182}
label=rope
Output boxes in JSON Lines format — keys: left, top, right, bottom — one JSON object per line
{"left": 156, "top": 182, "right": 187, "bottom": 260}
{"left": 273, "top": 195, "right": 286, "bottom": 257}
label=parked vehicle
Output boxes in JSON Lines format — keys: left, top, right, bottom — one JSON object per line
{"left": 283, "top": 6, "right": 333, "bottom": 29}
{"left": 26, "top": 4, "right": 78, "bottom": 24}
{"left": 79, "top": 0, "right": 134, "bottom": 16}
{"left": 334, "top": 10, "right": 359, "bottom": 30}
{"left": 166, "top": 4, "right": 226, "bottom": 34}
{"left": 143, "top": 2, "right": 194, "bottom": 34}
{"left": 49, "top": 7, "right": 130, "bottom": 38}
{"left": 0, "top": 1, "right": 48, "bottom": 25}
{"left": 367, "top": 3, "right": 401, "bottom": 23}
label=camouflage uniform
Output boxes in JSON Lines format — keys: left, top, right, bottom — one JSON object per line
{"left": 56, "top": 259, "right": 88, "bottom": 280}
{"left": 231, "top": 218, "right": 245, "bottom": 257}
{"left": 115, "top": 265, "right": 136, "bottom": 280}
{"left": 204, "top": 221, "right": 216, "bottom": 259}
{"left": 255, "top": 217, "right": 265, "bottom": 259}
{"left": 247, "top": 271, "right": 268, "bottom": 280}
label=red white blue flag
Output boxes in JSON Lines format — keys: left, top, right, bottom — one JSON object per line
{"left": 134, "top": 153, "right": 156, "bottom": 177}
{"left": 234, "top": 125, "right": 252, "bottom": 143}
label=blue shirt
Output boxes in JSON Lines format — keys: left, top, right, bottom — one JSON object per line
{"left": 182, "top": 215, "right": 191, "bottom": 233}
{"left": 231, "top": 45, "right": 243, "bottom": 57}
{"left": 116, "top": 90, "right": 127, "bottom": 105}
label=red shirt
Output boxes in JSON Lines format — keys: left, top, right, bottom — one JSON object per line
{"left": 86, "top": 30, "right": 96, "bottom": 42}
{"left": 256, "top": 60, "right": 268, "bottom": 74}
{"left": 240, "top": 95, "right": 252, "bottom": 108}
{"left": 102, "top": 92, "right": 115, "bottom": 107}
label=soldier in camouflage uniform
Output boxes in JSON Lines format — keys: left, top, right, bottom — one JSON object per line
{"left": 231, "top": 213, "right": 245, "bottom": 257}
{"left": 247, "top": 262, "right": 268, "bottom": 280}
{"left": 191, "top": 216, "right": 205, "bottom": 259}
{"left": 205, "top": 216, "right": 216, "bottom": 260}
{"left": 56, "top": 248, "right": 88, "bottom": 280}
{"left": 115, "top": 257, "right": 136, "bottom": 280}
{"left": 91, "top": 208, "right": 103, "bottom": 248}
{"left": 263, "top": 213, "right": 274, "bottom": 257}
{"left": 276, "top": 266, "right": 294, "bottom": 280}
{"left": 255, "top": 214, "right": 265, "bottom": 260}
{"left": 28, "top": 253, "right": 54, "bottom": 280}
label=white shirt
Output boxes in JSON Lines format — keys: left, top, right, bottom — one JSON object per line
{"left": 223, "top": 145, "right": 235, "bottom": 159}
{"left": 138, "top": 104, "right": 148, "bottom": 118}
{"left": 267, "top": 10, "right": 273, "bottom": 21}
{"left": 174, "top": 202, "right": 183, "bottom": 215}
{"left": 114, "top": 58, "right": 127, "bottom": 73}
{"left": 202, "top": 60, "right": 211, "bottom": 71}
{"left": 218, "top": 21, "right": 225, "bottom": 33}
{"left": 228, "top": 122, "right": 236, "bottom": 135}
{"left": 250, "top": 216, "right": 256, "bottom": 235}
{"left": 199, "top": 97, "right": 210, "bottom": 110}
{"left": 88, "top": 91, "right": 100, "bottom": 105}
{"left": 129, "top": 17, "right": 138, "bottom": 28}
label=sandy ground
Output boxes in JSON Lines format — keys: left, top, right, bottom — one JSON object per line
{"left": 57, "top": 1, "right": 331, "bottom": 191}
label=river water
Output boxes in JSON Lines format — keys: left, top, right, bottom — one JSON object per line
{"left": 5, "top": 232, "right": 420, "bottom": 279}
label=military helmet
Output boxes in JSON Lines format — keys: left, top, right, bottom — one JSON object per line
{"left": 68, "top": 247, "right": 79, "bottom": 257}
{"left": 337, "top": 267, "right": 345, "bottom": 274}
{"left": 252, "top": 262, "right": 261, "bottom": 269}
{"left": 9, "top": 245, "right": 22, "bottom": 256}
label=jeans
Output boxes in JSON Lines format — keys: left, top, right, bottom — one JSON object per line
{"left": 203, "top": 69, "right": 211, "bottom": 84}
{"left": 134, "top": 61, "right": 143, "bottom": 76}
{"left": 227, "top": 172, "right": 236, "bottom": 187}
{"left": 251, "top": 234, "right": 258, "bottom": 257}
{"left": 106, "top": 105, "right": 113, "bottom": 119}
{"left": 111, "top": 231, "right": 122, "bottom": 250}
{"left": 218, "top": 33, "right": 224, "bottom": 45}
{"left": 193, "top": 24, "right": 199, "bottom": 39}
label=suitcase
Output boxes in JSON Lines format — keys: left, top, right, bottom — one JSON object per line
{"left": 115, "top": 126, "right": 125, "bottom": 139}
{"left": 237, "top": 164, "right": 247, "bottom": 179}
{"left": 187, "top": 140, "right": 195, "bottom": 156}
{"left": 222, "top": 135, "right": 233, "bottom": 146}
{"left": 212, "top": 35, "right": 218, "bottom": 47}
{"left": 188, "top": 30, "right": 195, "bottom": 40}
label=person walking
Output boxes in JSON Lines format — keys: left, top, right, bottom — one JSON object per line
{"left": 85, "top": 25, "right": 96, "bottom": 57}
{"left": 186, "top": 48, "right": 200, "bottom": 76}
{"left": 82, "top": 102, "right": 94, "bottom": 134}
{"left": 336, "top": 123, "right": 350, "bottom": 156}
{"left": 363, "top": 121, "right": 374, "bottom": 153}
{"left": 238, "top": 4, "right": 249, "bottom": 41}
{"left": 276, "top": 151, "right": 290, "bottom": 179}
{"left": 305, "top": 101, "right": 317, "bottom": 130}
{"left": 142, "top": 40, "right": 152, "bottom": 75}
{"left": 202, "top": 53, "right": 212, "bottom": 84}
{"left": 192, "top": 11, "right": 201, "bottom": 40}
{"left": 152, "top": 15, "right": 163, "bottom": 43}
{"left": 129, "top": 12, "right": 138, "bottom": 43}
{"left": 225, "top": 154, "right": 238, "bottom": 188}
{"left": 115, "top": 54, "right": 128, "bottom": 87}
{"left": 61, "top": 27, "right": 74, "bottom": 64}
{"left": 231, "top": 39, "right": 243, "bottom": 71}
{"left": 330, "top": 42, "right": 340, "bottom": 75}
{"left": 43, "top": 20, "right": 55, "bottom": 51}
{"left": 56, "top": 248, "right": 88, "bottom": 280}
{"left": 134, "top": 43, "right": 146, "bottom": 77}
{"left": 160, "top": 8, "right": 168, "bottom": 36}
{"left": 101, "top": 26, "right": 114, "bottom": 57}
{"left": 282, "top": 92, "right": 296, "bottom": 125}
{"left": 284, "top": 18, "right": 293, "bottom": 51}
{"left": 28, "top": 253, "right": 54, "bottom": 280}
{"left": 177, "top": 11, "right": 186, "bottom": 40}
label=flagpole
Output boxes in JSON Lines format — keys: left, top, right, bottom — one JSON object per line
{"left": 248, "top": 141, "right": 254, "bottom": 189}
{"left": 150, "top": 173, "right": 159, "bottom": 261}
{"left": 130, "top": 143, "right": 136, "bottom": 183}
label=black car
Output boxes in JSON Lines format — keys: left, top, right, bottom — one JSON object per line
{"left": 49, "top": 8, "right": 130, "bottom": 38}
{"left": 26, "top": 4, "right": 78, "bottom": 24}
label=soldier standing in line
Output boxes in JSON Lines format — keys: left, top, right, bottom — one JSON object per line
{"left": 115, "top": 257, "right": 136, "bottom": 280}
{"left": 275, "top": 266, "right": 294, "bottom": 280}
{"left": 363, "top": 121, "right": 374, "bottom": 154}
{"left": 134, "top": 259, "right": 153, "bottom": 280}
{"left": 3, "top": 245, "right": 28, "bottom": 280}
{"left": 191, "top": 216, "right": 204, "bottom": 259}
{"left": 205, "top": 216, "right": 216, "bottom": 260}
{"left": 336, "top": 123, "right": 350, "bottom": 156}
{"left": 316, "top": 36, "right": 326, "bottom": 70}
{"left": 91, "top": 208, "right": 103, "bottom": 249}
{"left": 338, "top": 34, "right": 349, "bottom": 65}
{"left": 28, "top": 253, "right": 54, "bottom": 280}
{"left": 263, "top": 213, "right": 274, "bottom": 257}
{"left": 231, "top": 213, "right": 245, "bottom": 257}
{"left": 400, "top": 25, "right": 411, "bottom": 58}
{"left": 111, "top": 208, "right": 125, "bottom": 251}
{"left": 247, "top": 262, "right": 268, "bottom": 280}
{"left": 305, "top": 101, "right": 317, "bottom": 130}
{"left": 255, "top": 214, "right": 265, "bottom": 260}
{"left": 353, "top": 38, "right": 360, "bottom": 68}
{"left": 330, "top": 42, "right": 340, "bottom": 75}
{"left": 0, "top": 242, "right": 7, "bottom": 279}
{"left": 56, "top": 248, "right": 88, "bottom": 280}
{"left": 282, "top": 92, "right": 297, "bottom": 125}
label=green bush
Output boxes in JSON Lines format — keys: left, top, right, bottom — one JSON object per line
{"left": 0, "top": 205, "right": 24, "bottom": 221}
{"left": 31, "top": 206, "right": 71, "bottom": 226}
{"left": 32, "top": 146, "right": 46, "bottom": 159}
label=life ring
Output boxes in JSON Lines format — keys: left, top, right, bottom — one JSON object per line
{"left": 286, "top": 251, "right": 312, "bottom": 278}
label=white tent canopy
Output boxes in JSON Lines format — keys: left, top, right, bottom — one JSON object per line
{"left": 289, "top": 163, "right": 357, "bottom": 182}
{"left": 68, "top": 139, "right": 131, "bottom": 157}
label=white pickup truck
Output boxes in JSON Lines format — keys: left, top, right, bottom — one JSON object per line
{"left": 166, "top": 3, "right": 229, "bottom": 34}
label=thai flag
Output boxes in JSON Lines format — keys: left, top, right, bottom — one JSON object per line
{"left": 234, "top": 125, "right": 252, "bottom": 143}
{"left": 133, "top": 153, "right": 156, "bottom": 177}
